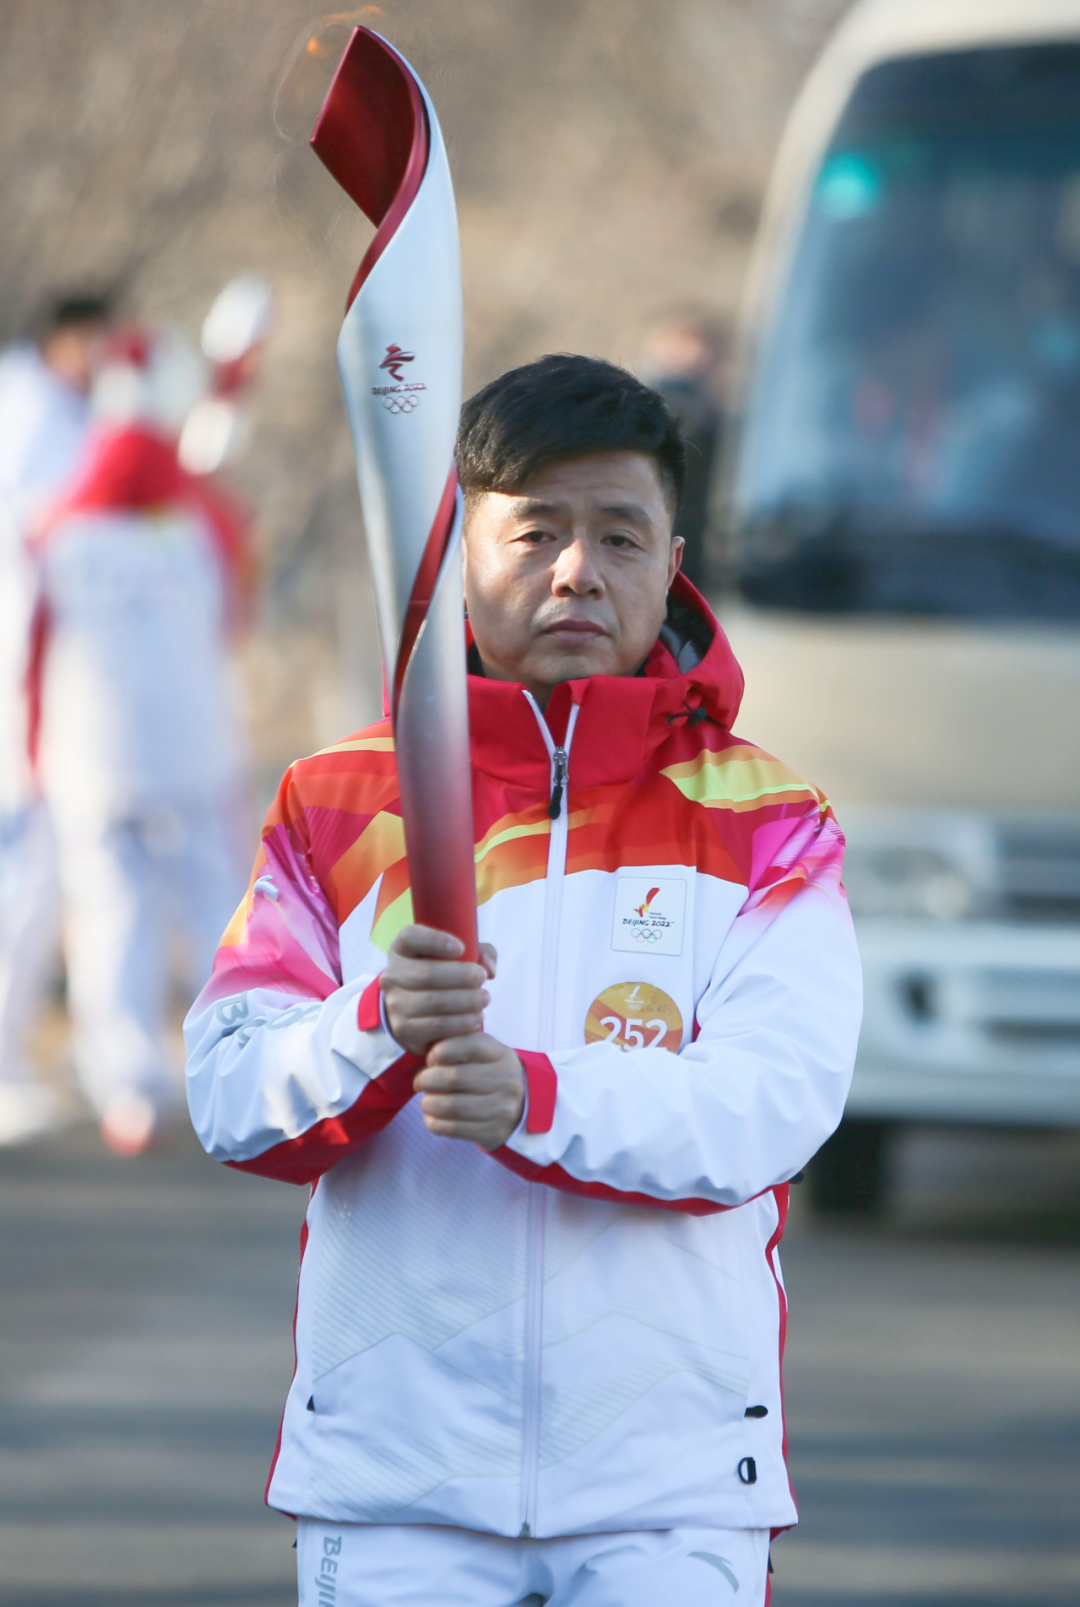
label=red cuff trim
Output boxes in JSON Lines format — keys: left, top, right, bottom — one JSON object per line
{"left": 519, "top": 1050, "right": 557, "bottom": 1134}
{"left": 357, "top": 975, "right": 383, "bottom": 1033}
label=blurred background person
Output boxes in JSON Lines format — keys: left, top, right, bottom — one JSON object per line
{"left": 640, "top": 308, "right": 729, "bottom": 592}
{"left": 30, "top": 315, "right": 260, "bottom": 1156}
{"left": 0, "top": 291, "right": 112, "bottom": 1145}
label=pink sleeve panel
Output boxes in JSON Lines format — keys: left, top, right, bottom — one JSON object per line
{"left": 185, "top": 797, "right": 415, "bottom": 1182}
{"left": 741, "top": 799, "right": 846, "bottom": 927}
{"left": 195, "top": 820, "right": 343, "bottom": 1011}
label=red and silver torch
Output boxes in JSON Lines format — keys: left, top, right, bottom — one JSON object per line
{"left": 311, "top": 28, "right": 478, "bottom": 961}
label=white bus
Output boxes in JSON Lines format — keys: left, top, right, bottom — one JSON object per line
{"left": 726, "top": 0, "right": 1080, "bottom": 1209}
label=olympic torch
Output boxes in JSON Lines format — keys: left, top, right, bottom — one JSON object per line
{"left": 311, "top": 28, "right": 478, "bottom": 961}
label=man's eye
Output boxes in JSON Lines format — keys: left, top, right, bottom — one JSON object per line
{"left": 604, "top": 533, "right": 636, "bottom": 548}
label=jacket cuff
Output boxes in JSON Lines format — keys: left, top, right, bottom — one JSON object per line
{"left": 352, "top": 973, "right": 407, "bottom": 1072}
{"left": 357, "top": 973, "right": 404, "bottom": 1045}
{"left": 518, "top": 1050, "right": 557, "bottom": 1134}
{"left": 357, "top": 975, "right": 383, "bottom": 1032}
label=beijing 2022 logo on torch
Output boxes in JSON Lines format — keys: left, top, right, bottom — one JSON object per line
{"left": 372, "top": 343, "right": 427, "bottom": 413}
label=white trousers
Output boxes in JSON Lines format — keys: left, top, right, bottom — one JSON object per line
{"left": 0, "top": 801, "right": 61, "bottom": 1086}
{"left": 297, "top": 1521, "right": 771, "bottom": 1607}
{"left": 54, "top": 795, "right": 246, "bottom": 1114}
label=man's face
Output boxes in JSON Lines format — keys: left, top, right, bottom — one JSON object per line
{"left": 462, "top": 450, "right": 683, "bottom": 707}
{"left": 41, "top": 320, "right": 106, "bottom": 395}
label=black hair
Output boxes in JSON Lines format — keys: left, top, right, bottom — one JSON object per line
{"left": 39, "top": 291, "right": 113, "bottom": 335}
{"left": 457, "top": 353, "right": 685, "bottom": 517}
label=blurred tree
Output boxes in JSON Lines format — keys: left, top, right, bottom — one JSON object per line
{"left": 0, "top": 0, "right": 852, "bottom": 771}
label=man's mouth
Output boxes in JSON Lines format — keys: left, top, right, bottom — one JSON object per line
{"left": 539, "top": 619, "right": 609, "bottom": 640}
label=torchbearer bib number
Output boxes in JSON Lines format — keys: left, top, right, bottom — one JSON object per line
{"left": 585, "top": 982, "right": 683, "bottom": 1054}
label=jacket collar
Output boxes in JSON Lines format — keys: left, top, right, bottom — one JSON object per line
{"left": 467, "top": 574, "right": 744, "bottom": 790}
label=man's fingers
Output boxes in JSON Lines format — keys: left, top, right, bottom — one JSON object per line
{"left": 389, "top": 924, "right": 466, "bottom": 961}
{"left": 384, "top": 957, "right": 488, "bottom": 993}
{"left": 420, "top": 1115, "right": 506, "bottom": 1148}
{"left": 419, "top": 1102, "right": 520, "bottom": 1150}
{"left": 414, "top": 1061, "right": 502, "bottom": 1096}
{"left": 424, "top": 1032, "right": 503, "bottom": 1067}
{"left": 478, "top": 942, "right": 498, "bottom": 980}
{"left": 414, "top": 1035, "right": 525, "bottom": 1150}
{"left": 418, "top": 1092, "right": 511, "bottom": 1123}
{"left": 400, "top": 1014, "right": 485, "bottom": 1044}
{"left": 394, "top": 987, "right": 489, "bottom": 1018}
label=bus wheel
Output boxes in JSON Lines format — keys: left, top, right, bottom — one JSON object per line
{"left": 807, "top": 1118, "right": 891, "bottom": 1215}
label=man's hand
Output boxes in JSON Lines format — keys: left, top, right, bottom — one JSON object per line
{"left": 380, "top": 924, "right": 496, "bottom": 1057}
{"left": 414, "top": 1032, "right": 526, "bottom": 1151}
{"left": 380, "top": 925, "right": 524, "bottom": 1148}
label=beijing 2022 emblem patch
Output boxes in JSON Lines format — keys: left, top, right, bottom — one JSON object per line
{"left": 611, "top": 877, "right": 687, "bottom": 956}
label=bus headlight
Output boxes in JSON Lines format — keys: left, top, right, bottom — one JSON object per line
{"left": 842, "top": 847, "right": 977, "bottom": 920}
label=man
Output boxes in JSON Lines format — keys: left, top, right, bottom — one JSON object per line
{"left": 0, "top": 293, "right": 111, "bottom": 1144}
{"left": 35, "top": 322, "right": 252, "bottom": 1155}
{"left": 0, "top": 295, "right": 107, "bottom": 518}
{"left": 186, "top": 355, "right": 862, "bottom": 1606}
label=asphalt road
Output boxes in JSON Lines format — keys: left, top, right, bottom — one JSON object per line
{"left": 773, "top": 1128, "right": 1080, "bottom": 1607}
{"left": 1, "top": 1122, "right": 1078, "bottom": 1607}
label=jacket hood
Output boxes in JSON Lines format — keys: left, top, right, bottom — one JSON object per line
{"left": 36, "top": 422, "right": 251, "bottom": 599}
{"left": 466, "top": 573, "right": 744, "bottom": 791}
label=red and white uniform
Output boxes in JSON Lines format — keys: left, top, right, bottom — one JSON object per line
{"left": 185, "top": 580, "right": 862, "bottom": 1542}
{"left": 37, "top": 421, "right": 249, "bottom": 1120}
{"left": 0, "top": 345, "right": 90, "bottom": 1123}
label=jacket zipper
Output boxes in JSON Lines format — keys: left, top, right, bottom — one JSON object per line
{"left": 547, "top": 746, "right": 568, "bottom": 819}
{"left": 518, "top": 693, "right": 580, "bottom": 1538}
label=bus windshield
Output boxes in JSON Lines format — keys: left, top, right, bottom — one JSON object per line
{"left": 735, "top": 44, "right": 1080, "bottom": 618}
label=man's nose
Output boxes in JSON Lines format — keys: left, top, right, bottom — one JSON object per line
{"left": 552, "top": 538, "right": 603, "bottom": 595}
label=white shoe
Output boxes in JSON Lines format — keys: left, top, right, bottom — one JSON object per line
{"left": 99, "top": 1092, "right": 177, "bottom": 1157}
{"left": 0, "top": 1082, "right": 64, "bottom": 1147}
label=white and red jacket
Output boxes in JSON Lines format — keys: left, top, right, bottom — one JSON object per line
{"left": 30, "top": 423, "right": 250, "bottom": 826}
{"left": 185, "top": 578, "right": 862, "bottom": 1537}
{"left": 0, "top": 345, "right": 91, "bottom": 814}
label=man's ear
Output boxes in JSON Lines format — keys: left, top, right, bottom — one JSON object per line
{"left": 667, "top": 536, "right": 685, "bottom": 588}
{"left": 459, "top": 509, "right": 473, "bottom": 600}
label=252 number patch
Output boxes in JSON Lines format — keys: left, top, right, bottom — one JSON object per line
{"left": 584, "top": 981, "right": 683, "bottom": 1054}
{"left": 597, "top": 1015, "right": 670, "bottom": 1050}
